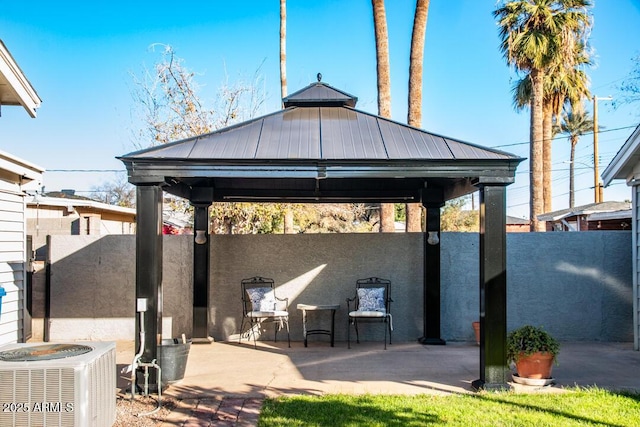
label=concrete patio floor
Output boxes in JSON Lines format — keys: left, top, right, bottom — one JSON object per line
{"left": 116, "top": 339, "right": 640, "bottom": 399}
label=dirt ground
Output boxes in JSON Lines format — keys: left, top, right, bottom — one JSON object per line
{"left": 114, "top": 394, "right": 178, "bottom": 426}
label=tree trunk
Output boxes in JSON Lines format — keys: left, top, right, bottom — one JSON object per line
{"left": 530, "top": 69, "right": 545, "bottom": 232}
{"left": 406, "top": 0, "right": 430, "bottom": 233}
{"left": 372, "top": 0, "right": 393, "bottom": 231}
{"left": 569, "top": 137, "right": 577, "bottom": 208}
{"left": 380, "top": 202, "right": 396, "bottom": 232}
{"left": 542, "top": 103, "right": 553, "bottom": 213}
{"left": 407, "top": 0, "right": 430, "bottom": 128}
{"left": 279, "top": 0, "right": 287, "bottom": 104}
{"left": 372, "top": 0, "right": 391, "bottom": 118}
{"left": 284, "top": 206, "right": 294, "bottom": 234}
{"left": 406, "top": 203, "right": 423, "bottom": 232}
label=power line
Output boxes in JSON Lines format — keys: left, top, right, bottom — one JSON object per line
{"left": 507, "top": 186, "right": 592, "bottom": 209}
{"left": 43, "top": 126, "right": 638, "bottom": 175}
{"left": 507, "top": 180, "right": 627, "bottom": 210}
{"left": 491, "top": 124, "right": 639, "bottom": 149}
{"left": 591, "top": 76, "right": 628, "bottom": 91}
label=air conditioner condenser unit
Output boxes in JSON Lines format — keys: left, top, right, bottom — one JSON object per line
{"left": 0, "top": 341, "right": 116, "bottom": 427}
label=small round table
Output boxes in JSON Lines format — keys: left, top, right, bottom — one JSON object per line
{"left": 296, "top": 303, "right": 340, "bottom": 347}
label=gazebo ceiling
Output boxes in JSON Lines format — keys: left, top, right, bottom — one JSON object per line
{"left": 119, "top": 81, "right": 523, "bottom": 203}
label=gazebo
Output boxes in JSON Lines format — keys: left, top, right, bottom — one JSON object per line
{"left": 118, "top": 79, "right": 523, "bottom": 389}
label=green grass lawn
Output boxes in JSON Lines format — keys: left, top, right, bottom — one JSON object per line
{"left": 259, "top": 388, "right": 640, "bottom": 426}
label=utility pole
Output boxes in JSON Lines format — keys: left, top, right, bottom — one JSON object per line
{"left": 593, "top": 95, "right": 612, "bottom": 203}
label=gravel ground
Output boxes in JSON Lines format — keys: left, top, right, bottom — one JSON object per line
{"left": 114, "top": 395, "right": 178, "bottom": 426}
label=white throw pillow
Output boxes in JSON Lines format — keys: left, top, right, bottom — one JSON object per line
{"left": 357, "top": 287, "right": 385, "bottom": 311}
{"left": 246, "top": 287, "right": 276, "bottom": 311}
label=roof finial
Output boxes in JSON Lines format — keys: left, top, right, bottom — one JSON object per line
{"left": 317, "top": 73, "right": 322, "bottom": 82}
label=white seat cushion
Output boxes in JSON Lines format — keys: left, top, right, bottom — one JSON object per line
{"left": 247, "top": 310, "right": 289, "bottom": 318}
{"left": 349, "top": 310, "right": 386, "bottom": 318}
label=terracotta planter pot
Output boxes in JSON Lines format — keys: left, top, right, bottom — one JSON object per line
{"left": 515, "top": 351, "right": 554, "bottom": 379}
{"left": 472, "top": 321, "right": 480, "bottom": 345}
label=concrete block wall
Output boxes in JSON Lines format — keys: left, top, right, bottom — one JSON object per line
{"left": 39, "top": 231, "right": 633, "bottom": 343}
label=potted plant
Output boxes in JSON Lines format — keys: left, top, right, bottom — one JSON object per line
{"left": 506, "top": 325, "right": 559, "bottom": 380}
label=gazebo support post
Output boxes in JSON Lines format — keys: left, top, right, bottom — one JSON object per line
{"left": 473, "top": 183, "right": 509, "bottom": 390}
{"left": 192, "top": 202, "right": 211, "bottom": 341}
{"left": 419, "top": 199, "right": 446, "bottom": 345}
{"left": 134, "top": 184, "right": 163, "bottom": 389}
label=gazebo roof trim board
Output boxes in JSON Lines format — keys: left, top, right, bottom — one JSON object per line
{"left": 123, "top": 162, "right": 520, "bottom": 180}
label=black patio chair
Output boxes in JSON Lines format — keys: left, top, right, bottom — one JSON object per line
{"left": 239, "top": 276, "right": 290, "bottom": 348}
{"left": 346, "top": 277, "right": 393, "bottom": 349}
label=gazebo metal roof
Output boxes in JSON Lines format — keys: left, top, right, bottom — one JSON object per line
{"left": 119, "top": 81, "right": 523, "bottom": 203}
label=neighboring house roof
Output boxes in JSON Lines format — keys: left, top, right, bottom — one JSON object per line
{"left": 27, "top": 194, "right": 136, "bottom": 216}
{"left": 537, "top": 201, "right": 631, "bottom": 222}
{"left": 163, "top": 209, "right": 192, "bottom": 229}
{"left": 0, "top": 40, "right": 41, "bottom": 118}
{"left": 588, "top": 209, "right": 632, "bottom": 221}
{"left": 602, "top": 124, "right": 640, "bottom": 186}
{"left": 43, "top": 190, "right": 96, "bottom": 201}
{"left": 0, "top": 149, "right": 44, "bottom": 189}
{"left": 506, "top": 215, "right": 529, "bottom": 225}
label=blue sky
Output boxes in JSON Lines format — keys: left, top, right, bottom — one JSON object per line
{"left": 1, "top": 0, "right": 639, "bottom": 218}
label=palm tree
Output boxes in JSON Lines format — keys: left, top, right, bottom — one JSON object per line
{"left": 372, "top": 0, "right": 394, "bottom": 232}
{"left": 511, "top": 49, "right": 591, "bottom": 213}
{"left": 555, "top": 109, "right": 593, "bottom": 208}
{"left": 408, "top": 0, "right": 430, "bottom": 128}
{"left": 543, "top": 40, "right": 591, "bottom": 211}
{"left": 279, "top": 0, "right": 295, "bottom": 233}
{"left": 373, "top": 0, "right": 391, "bottom": 119}
{"left": 279, "top": 0, "right": 287, "bottom": 103}
{"left": 494, "top": 0, "right": 592, "bottom": 231}
{"left": 406, "top": 0, "right": 430, "bottom": 232}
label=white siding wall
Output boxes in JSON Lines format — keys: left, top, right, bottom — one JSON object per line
{"left": 634, "top": 185, "right": 640, "bottom": 350}
{"left": 0, "top": 182, "right": 26, "bottom": 345}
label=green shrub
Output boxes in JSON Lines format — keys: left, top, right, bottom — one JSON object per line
{"left": 506, "top": 325, "right": 559, "bottom": 364}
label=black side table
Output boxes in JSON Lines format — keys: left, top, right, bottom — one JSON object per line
{"left": 296, "top": 303, "right": 339, "bottom": 347}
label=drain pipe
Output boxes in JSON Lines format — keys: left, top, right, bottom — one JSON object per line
{"left": 131, "top": 298, "right": 162, "bottom": 416}
{"left": 136, "top": 359, "right": 162, "bottom": 417}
